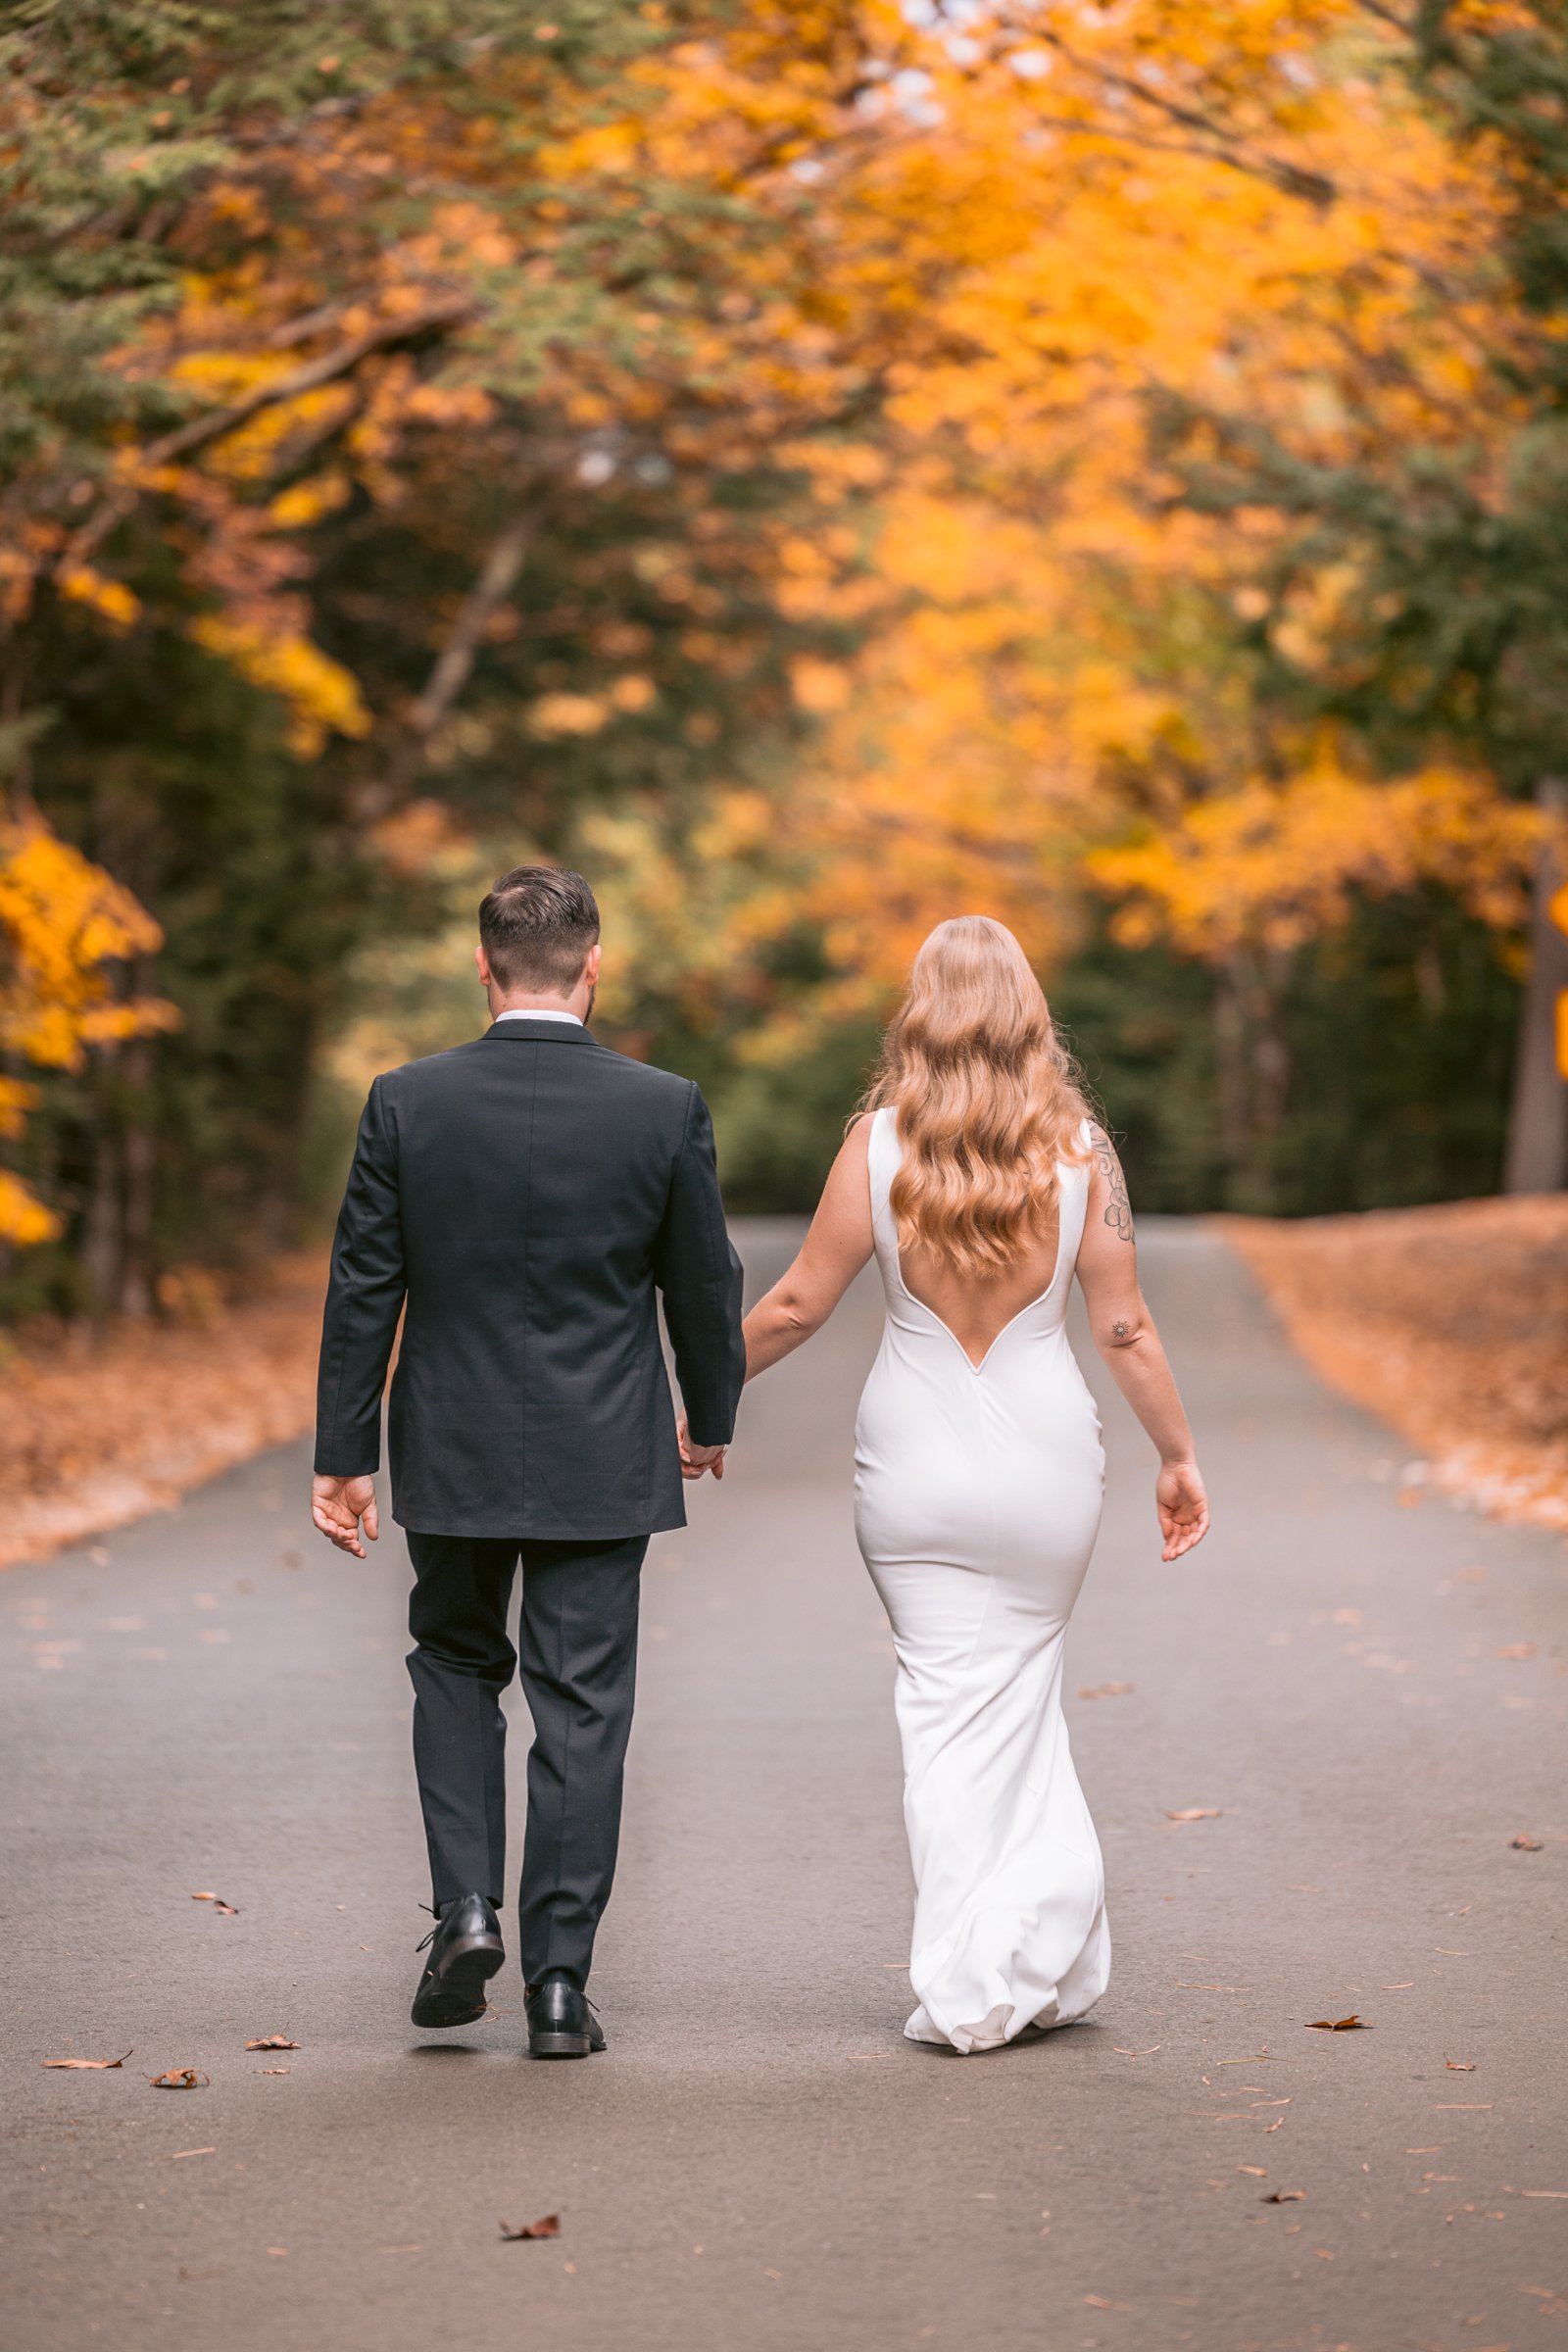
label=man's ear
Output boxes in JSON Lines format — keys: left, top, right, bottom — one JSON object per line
{"left": 583, "top": 943, "right": 602, "bottom": 988}
{"left": 475, "top": 943, "right": 493, "bottom": 989}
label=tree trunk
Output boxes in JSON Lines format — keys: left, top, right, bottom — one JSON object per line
{"left": 1213, "top": 956, "right": 1251, "bottom": 1200}
{"left": 1503, "top": 778, "right": 1568, "bottom": 1195}
{"left": 118, "top": 1024, "right": 156, "bottom": 1317}
{"left": 79, "top": 1072, "right": 122, "bottom": 1321}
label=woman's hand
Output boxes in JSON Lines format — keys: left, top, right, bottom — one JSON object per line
{"left": 677, "top": 1414, "right": 726, "bottom": 1481}
{"left": 1155, "top": 1458, "right": 1208, "bottom": 1561}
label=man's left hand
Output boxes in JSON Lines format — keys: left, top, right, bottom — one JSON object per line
{"left": 676, "top": 1417, "right": 727, "bottom": 1482}
{"left": 312, "top": 1474, "right": 380, "bottom": 1556}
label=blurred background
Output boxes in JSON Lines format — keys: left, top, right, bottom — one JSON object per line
{"left": 1, "top": 1, "right": 1565, "bottom": 1502}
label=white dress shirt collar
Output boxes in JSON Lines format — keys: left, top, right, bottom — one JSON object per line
{"left": 493, "top": 1007, "right": 582, "bottom": 1026}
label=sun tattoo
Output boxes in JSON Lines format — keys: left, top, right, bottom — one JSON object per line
{"left": 1091, "top": 1127, "right": 1134, "bottom": 1242}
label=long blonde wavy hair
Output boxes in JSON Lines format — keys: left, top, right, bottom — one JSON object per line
{"left": 861, "top": 916, "right": 1093, "bottom": 1278}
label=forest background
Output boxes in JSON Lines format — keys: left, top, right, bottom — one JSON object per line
{"left": 4, "top": 0, "right": 1568, "bottom": 1328}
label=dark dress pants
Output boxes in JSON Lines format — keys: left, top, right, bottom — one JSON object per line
{"left": 406, "top": 1530, "right": 647, "bottom": 1990}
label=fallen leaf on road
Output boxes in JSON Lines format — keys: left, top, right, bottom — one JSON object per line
{"left": 1381, "top": 1982, "right": 1415, "bottom": 1989}
{"left": 1306, "top": 2015, "right": 1368, "bottom": 2032}
{"left": 1077, "top": 1683, "right": 1136, "bottom": 1699}
{"left": 1261, "top": 2189, "right": 1305, "bottom": 2203}
{"left": 1166, "top": 1808, "right": 1222, "bottom": 1823}
{"left": 244, "top": 2036, "right": 299, "bottom": 2051}
{"left": 1509, "top": 1834, "right": 1544, "bottom": 1850}
{"left": 1238, "top": 2166, "right": 1268, "bottom": 2177}
{"left": 258, "top": 2068, "right": 291, "bottom": 2076}
{"left": 1083, "top": 2295, "right": 1131, "bottom": 2311}
{"left": 500, "top": 2215, "right": 560, "bottom": 2241}
{"left": 170, "top": 2146, "right": 215, "bottom": 2159}
{"left": 1264, "top": 2117, "right": 1287, "bottom": 2133}
{"left": 191, "top": 1892, "right": 239, "bottom": 1915}
{"left": 148, "top": 2067, "right": 208, "bottom": 2089}
{"left": 41, "top": 2052, "right": 130, "bottom": 2070}
{"left": 1112, "top": 2045, "right": 1161, "bottom": 2058}
{"left": 1446, "top": 2059, "right": 1477, "bottom": 2073}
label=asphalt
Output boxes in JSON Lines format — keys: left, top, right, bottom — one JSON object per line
{"left": 4, "top": 1220, "right": 1565, "bottom": 2352}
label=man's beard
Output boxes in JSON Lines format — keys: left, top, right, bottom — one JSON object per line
{"left": 584, "top": 981, "right": 597, "bottom": 1022}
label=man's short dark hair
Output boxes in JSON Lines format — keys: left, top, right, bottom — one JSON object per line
{"left": 478, "top": 864, "right": 601, "bottom": 993}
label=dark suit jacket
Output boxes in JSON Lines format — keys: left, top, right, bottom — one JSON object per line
{"left": 314, "top": 1017, "right": 746, "bottom": 1539}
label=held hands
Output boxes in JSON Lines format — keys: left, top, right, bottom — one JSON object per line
{"left": 676, "top": 1415, "right": 727, "bottom": 1483}
{"left": 312, "top": 1474, "right": 380, "bottom": 1557}
{"left": 1156, "top": 1458, "right": 1209, "bottom": 1562}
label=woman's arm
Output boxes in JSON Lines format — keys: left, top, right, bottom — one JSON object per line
{"left": 1075, "top": 1126, "right": 1209, "bottom": 1561}
{"left": 742, "top": 1115, "right": 876, "bottom": 1379}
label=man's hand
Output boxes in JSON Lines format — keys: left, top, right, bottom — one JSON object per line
{"left": 676, "top": 1416, "right": 726, "bottom": 1482}
{"left": 312, "top": 1474, "right": 380, "bottom": 1557}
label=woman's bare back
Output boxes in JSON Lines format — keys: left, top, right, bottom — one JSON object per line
{"left": 897, "top": 1212, "right": 1061, "bottom": 1369}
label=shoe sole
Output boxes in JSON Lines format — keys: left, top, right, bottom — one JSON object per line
{"left": 410, "top": 1934, "right": 506, "bottom": 2029}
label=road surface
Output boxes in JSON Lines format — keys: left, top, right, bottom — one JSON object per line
{"left": 5, "top": 1223, "right": 1565, "bottom": 2352}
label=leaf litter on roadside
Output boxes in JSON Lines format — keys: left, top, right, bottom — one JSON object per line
{"left": 1165, "top": 1808, "right": 1222, "bottom": 1823}
{"left": 1509, "top": 1834, "right": 1544, "bottom": 1850}
{"left": 148, "top": 2067, "right": 208, "bottom": 2088}
{"left": 42, "top": 2051, "right": 131, "bottom": 2070}
{"left": 1306, "top": 2015, "right": 1369, "bottom": 2032}
{"left": 191, "top": 1892, "right": 239, "bottom": 1915}
{"left": 1446, "top": 2058, "right": 1477, "bottom": 2072}
{"left": 1261, "top": 2189, "right": 1305, "bottom": 2203}
{"left": 245, "top": 2035, "right": 299, "bottom": 2051}
{"left": 499, "top": 2215, "right": 560, "bottom": 2241}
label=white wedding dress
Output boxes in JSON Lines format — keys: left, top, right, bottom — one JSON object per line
{"left": 855, "top": 1107, "right": 1111, "bottom": 2052}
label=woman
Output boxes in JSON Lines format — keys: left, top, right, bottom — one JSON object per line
{"left": 736, "top": 916, "right": 1207, "bottom": 2054}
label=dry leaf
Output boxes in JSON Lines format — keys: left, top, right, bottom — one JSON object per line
{"left": 1509, "top": 1834, "right": 1544, "bottom": 1851}
{"left": 191, "top": 1892, "right": 239, "bottom": 1915}
{"left": 1165, "top": 1808, "right": 1222, "bottom": 1823}
{"left": 170, "top": 2146, "right": 216, "bottom": 2159}
{"left": 1262, "top": 2188, "right": 1305, "bottom": 2203}
{"left": 1238, "top": 2166, "right": 1268, "bottom": 2178}
{"left": 41, "top": 2051, "right": 130, "bottom": 2070}
{"left": 1446, "top": 2059, "right": 1476, "bottom": 2073}
{"left": 1112, "top": 2044, "right": 1161, "bottom": 2058}
{"left": 244, "top": 2035, "right": 299, "bottom": 2051}
{"left": 500, "top": 2215, "right": 560, "bottom": 2242}
{"left": 147, "top": 2066, "right": 208, "bottom": 2088}
{"left": 1305, "top": 2015, "right": 1368, "bottom": 2032}
{"left": 259, "top": 2068, "right": 291, "bottom": 2076}
{"left": 1077, "top": 1682, "right": 1136, "bottom": 1699}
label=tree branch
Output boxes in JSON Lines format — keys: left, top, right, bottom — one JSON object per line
{"left": 372, "top": 511, "right": 536, "bottom": 809}
{"left": 59, "top": 295, "right": 476, "bottom": 569}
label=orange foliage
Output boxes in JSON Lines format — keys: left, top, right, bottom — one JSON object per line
{"left": 0, "top": 822, "right": 180, "bottom": 1245}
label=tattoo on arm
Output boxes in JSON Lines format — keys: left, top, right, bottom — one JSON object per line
{"left": 1092, "top": 1127, "right": 1134, "bottom": 1243}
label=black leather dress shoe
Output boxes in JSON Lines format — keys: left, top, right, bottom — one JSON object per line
{"left": 410, "top": 1893, "right": 506, "bottom": 2029}
{"left": 525, "top": 1977, "right": 605, "bottom": 2059}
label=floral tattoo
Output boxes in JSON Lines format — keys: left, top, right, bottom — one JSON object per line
{"left": 1092, "top": 1128, "right": 1134, "bottom": 1243}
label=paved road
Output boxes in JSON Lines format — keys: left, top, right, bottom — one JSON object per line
{"left": 5, "top": 1223, "right": 1565, "bottom": 2352}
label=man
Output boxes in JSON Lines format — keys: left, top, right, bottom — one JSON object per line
{"left": 311, "top": 865, "right": 745, "bottom": 2057}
